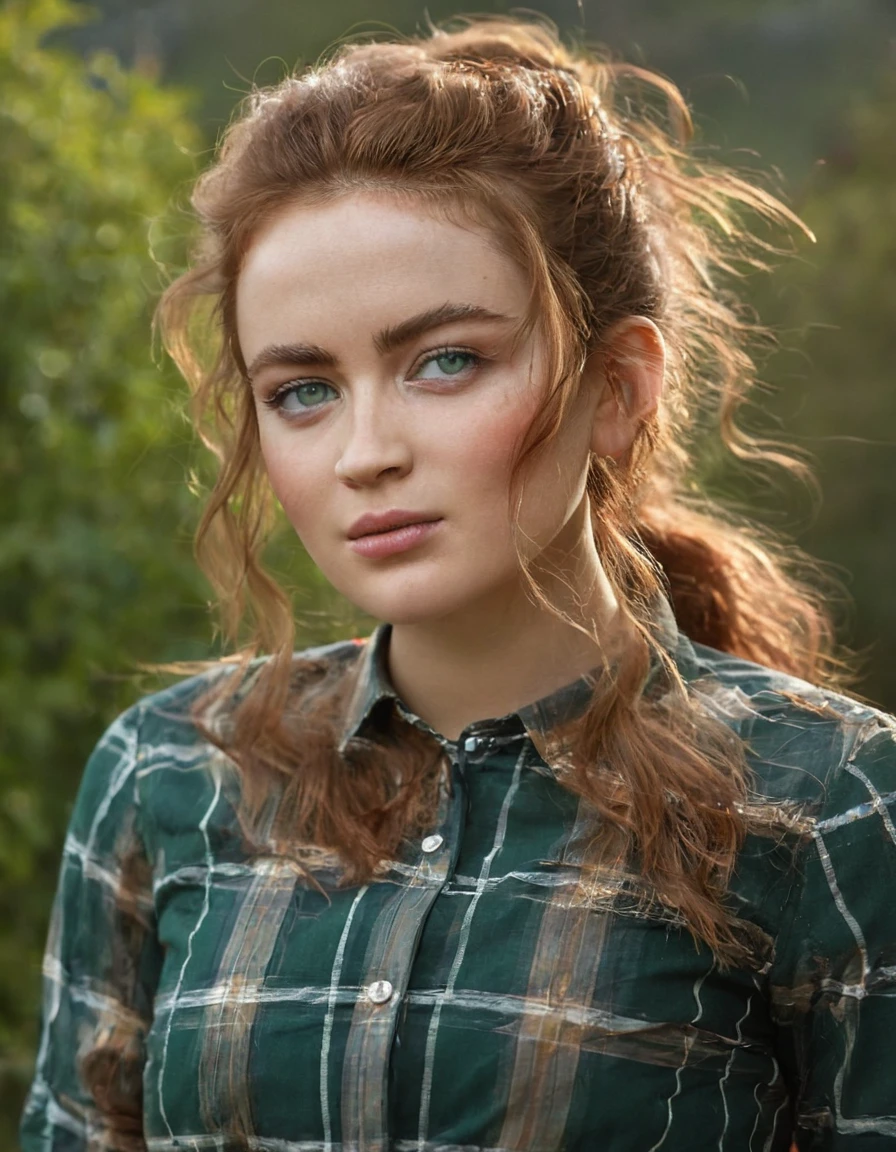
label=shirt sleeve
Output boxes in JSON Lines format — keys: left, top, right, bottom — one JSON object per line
{"left": 770, "top": 711, "right": 896, "bottom": 1149}
{"left": 20, "top": 703, "right": 163, "bottom": 1151}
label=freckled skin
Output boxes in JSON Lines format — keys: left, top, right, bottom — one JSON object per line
{"left": 236, "top": 192, "right": 599, "bottom": 630}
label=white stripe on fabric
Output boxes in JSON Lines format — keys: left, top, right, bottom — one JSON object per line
{"left": 843, "top": 764, "right": 896, "bottom": 846}
{"left": 135, "top": 740, "right": 219, "bottom": 774}
{"left": 718, "top": 995, "right": 752, "bottom": 1150}
{"left": 157, "top": 764, "right": 222, "bottom": 1139}
{"left": 763, "top": 1092, "right": 789, "bottom": 1152}
{"left": 154, "top": 982, "right": 358, "bottom": 1013}
{"left": 321, "top": 885, "right": 368, "bottom": 1149}
{"left": 813, "top": 830, "right": 869, "bottom": 976}
{"left": 748, "top": 1061, "right": 781, "bottom": 1152}
{"left": 816, "top": 789, "right": 896, "bottom": 833}
{"left": 83, "top": 712, "right": 139, "bottom": 860}
{"left": 33, "top": 710, "right": 139, "bottom": 1148}
{"left": 152, "top": 972, "right": 767, "bottom": 1051}
{"left": 415, "top": 744, "right": 526, "bottom": 1147}
{"left": 646, "top": 970, "right": 709, "bottom": 1152}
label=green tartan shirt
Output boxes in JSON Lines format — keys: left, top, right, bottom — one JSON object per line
{"left": 19, "top": 615, "right": 896, "bottom": 1151}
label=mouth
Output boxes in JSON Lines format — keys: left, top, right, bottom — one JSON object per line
{"left": 346, "top": 513, "right": 444, "bottom": 560}
{"left": 347, "top": 510, "right": 442, "bottom": 540}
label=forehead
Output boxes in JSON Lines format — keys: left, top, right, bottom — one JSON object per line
{"left": 235, "top": 192, "right": 531, "bottom": 349}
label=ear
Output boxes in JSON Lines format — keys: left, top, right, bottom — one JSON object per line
{"left": 587, "top": 317, "right": 665, "bottom": 461}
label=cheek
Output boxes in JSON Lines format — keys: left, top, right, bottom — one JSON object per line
{"left": 258, "top": 427, "right": 327, "bottom": 535}
{"left": 444, "top": 394, "right": 534, "bottom": 496}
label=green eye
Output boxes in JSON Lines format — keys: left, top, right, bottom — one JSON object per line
{"left": 435, "top": 352, "right": 469, "bottom": 374}
{"left": 416, "top": 350, "right": 479, "bottom": 380}
{"left": 278, "top": 381, "right": 338, "bottom": 412}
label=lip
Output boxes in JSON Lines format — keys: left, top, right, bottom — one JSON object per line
{"left": 346, "top": 510, "right": 443, "bottom": 560}
{"left": 347, "top": 509, "right": 441, "bottom": 540}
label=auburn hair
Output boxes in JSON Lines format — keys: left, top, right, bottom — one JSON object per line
{"left": 157, "top": 16, "right": 840, "bottom": 966}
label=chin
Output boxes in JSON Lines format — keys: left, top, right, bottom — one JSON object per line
{"left": 357, "top": 595, "right": 468, "bottom": 628}
{"left": 339, "top": 577, "right": 489, "bottom": 629}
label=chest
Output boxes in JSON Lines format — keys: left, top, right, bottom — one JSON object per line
{"left": 139, "top": 749, "right": 789, "bottom": 1151}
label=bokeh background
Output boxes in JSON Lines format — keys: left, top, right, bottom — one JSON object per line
{"left": 2, "top": 0, "right": 895, "bottom": 1134}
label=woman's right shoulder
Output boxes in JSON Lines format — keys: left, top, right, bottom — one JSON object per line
{"left": 77, "top": 637, "right": 369, "bottom": 809}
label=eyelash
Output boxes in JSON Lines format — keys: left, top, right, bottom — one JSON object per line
{"left": 411, "top": 345, "right": 484, "bottom": 383}
{"left": 262, "top": 379, "right": 337, "bottom": 413}
{"left": 261, "top": 345, "right": 485, "bottom": 414}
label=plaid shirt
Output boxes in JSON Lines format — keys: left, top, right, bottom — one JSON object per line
{"left": 20, "top": 616, "right": 896, "bottom": 1151}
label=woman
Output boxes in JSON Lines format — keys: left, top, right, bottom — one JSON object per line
{"left": 21, "top": 16, "right": 896, "bottom": 1151}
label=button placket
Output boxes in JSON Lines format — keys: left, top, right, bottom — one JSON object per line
{"left": 341, "top": 751, "right": 465, "bottom": 1146}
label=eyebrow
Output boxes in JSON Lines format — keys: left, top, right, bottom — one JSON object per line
{"left": 373, "top": 302, "right": 511, "bottom": 355}
{"left": 245, "top": 302, "right": 513, "bottom": 381}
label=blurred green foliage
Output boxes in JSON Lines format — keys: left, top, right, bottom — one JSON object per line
{"left": 751, "top": 73, "right": 896, "bottom": 704}
{"left": 2, "top": 0, "right": 895, "bottom": 1141}
{"left": 0, "top": 5, "right": 362, "bottom": 1130}
{"left": 0, "top": 0, "right": 207, "bottom": 1131}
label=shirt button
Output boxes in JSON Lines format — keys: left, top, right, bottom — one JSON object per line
{"left": 421, "top": 834, "right": 444, "bottom": 854}
{"left": 464, "top": 737, "right": 479, "bottom": 752}
{"left": 366, "top": 979, "right": 393, "bottom": 1005}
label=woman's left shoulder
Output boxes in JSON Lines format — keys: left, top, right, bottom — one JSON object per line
{"left": 685, "top": 640, "right": 896, "bottom": 816}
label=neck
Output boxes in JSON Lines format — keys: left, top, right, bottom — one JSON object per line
{"left": 385, "top": 507, "right": 631, "bottom": 740}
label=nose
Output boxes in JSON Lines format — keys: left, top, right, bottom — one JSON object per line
{"left": 334, "top": 391, "right": 413, "bottom": 488}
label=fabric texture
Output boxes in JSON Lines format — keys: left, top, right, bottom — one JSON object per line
{"left": 19, "top": 617, "right": 896, "bottom": 1151}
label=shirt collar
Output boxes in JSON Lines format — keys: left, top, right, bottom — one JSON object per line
{"left": 337, "top": 624, "right": 400, "bottom": 756}
{"left": 337, "top": 596, "right": 690, "bottom": 779}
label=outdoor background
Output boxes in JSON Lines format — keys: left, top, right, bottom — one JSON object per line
{"left": 2, "top": 0, "right": 895, "bottom": 1135}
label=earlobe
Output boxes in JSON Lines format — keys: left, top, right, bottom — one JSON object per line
{"left": 589, "top": 317, "right": 666, "bottom": 461}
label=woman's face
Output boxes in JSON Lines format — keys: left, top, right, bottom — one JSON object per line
{"left": 236, "top": 192, "right": 599, "bottom": 626}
